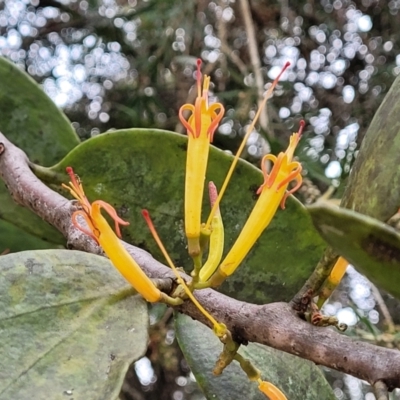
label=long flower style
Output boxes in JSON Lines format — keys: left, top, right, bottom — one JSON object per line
{"left": 208, "top": 121, "right": 305, "bottom": 286}
{"left": 179, "top": 59, "right": 225, "bottom": 257}
{"left": 62, "top": 167, "right": 166, "bottom": 303}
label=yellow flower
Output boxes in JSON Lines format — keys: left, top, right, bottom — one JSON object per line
{"left": 179, "top": 59, "right": 225, "bottom": 257}
{"left": 62, "top": 166, "right": 162, "bottom": 303}
{"left": 208, "top": 121, "right": 305, "bottom": 286}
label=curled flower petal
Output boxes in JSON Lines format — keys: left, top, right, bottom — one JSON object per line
{"left": 63, "top": 167, "right": 162, "bottom": 303}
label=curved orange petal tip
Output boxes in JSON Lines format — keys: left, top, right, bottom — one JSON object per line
{"left": 63, "top": 167, "right": 129, "bottom": 240}
{"left": 93, "top": 200, "right": 129, "bottom": 238}
{"left": 257, "top": 119, "right": 304, "bottom": 207}
{"left": 178, "top": 58, "right": 224, "bottom": 141}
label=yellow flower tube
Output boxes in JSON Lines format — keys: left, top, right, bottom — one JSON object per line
{"left": 179, "top": 59, "right": 224, "bottom": 257}
{"left": 317, "top": 256, "right": 349, "bottom": 308}
{"left": 63, "top": 167, "right": 162, "bottom": 303}
{"left": 90, "top": 202, "right": 162, "bottom": 302}
{"left": 199, "top": 182, "right": 225, "bottom": 283}
{"left": 208, "top": 122, "right": 305, "bottom": 287}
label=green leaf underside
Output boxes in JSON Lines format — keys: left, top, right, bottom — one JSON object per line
{"left": 0, "top": 249, "right": 148, "bottom": 400}
{"left": 47, "top": 129, "right": 326, "bottom": 304}
{"left": 0, "top": 57, "right": 80, "bottom": 246}
{"left": 308, "top": 203, "right": 400, "bottom": 299}
{"left": 175, "top": 313, "right": 335, "bottom": 400}
{"left": 0, "top": 219, "right": 61, "bottom": 253}
{"left": 341, "top": 73, "right": 400, "bottom": 221}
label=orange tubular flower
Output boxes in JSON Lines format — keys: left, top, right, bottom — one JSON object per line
{"left": 208, "top": 121, "right": 305, "bottom": 286}
{"left": 62, "top": 167, "right": 162, "bottom": 303}
{"left": 179, "top": 59, "right": 225, "bottom": 257}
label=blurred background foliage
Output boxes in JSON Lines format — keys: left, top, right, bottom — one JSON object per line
{"left": 1, "top": 0, "right": 400, "bottom": 399}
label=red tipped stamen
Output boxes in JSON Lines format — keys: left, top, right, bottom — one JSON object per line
{"left": 142, "top": 209, "right": 154, "bottom": 232}
{"left": 271, "top": 62, "right": 290, "bottom": 87}
{"left": 298, "top": 120, "right": 306, "bottom": 138}
{"left": 66, "top": 166, "right": 80, "bottom": 189}
{"left": 196, "top": 58, "right": 202, "bottom": 94}
{"left": 194, "top": 97, "right": 202, "bottom": 138}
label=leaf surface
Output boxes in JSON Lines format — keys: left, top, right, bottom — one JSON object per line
{"left": 308, "top": 203, "right": 400, "bottom": 299}
{"left": 0, "top": 249, "right": 148, "bottom": 400}
{"left": 341, "top": 73, "right": 400, "bottom": 220}
{"left": 0, "top": 57, "right": 79, "bottom": 246}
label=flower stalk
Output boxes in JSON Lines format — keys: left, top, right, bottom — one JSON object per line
{"left": 317, "top": 256, "right": 348, "bottom": 308}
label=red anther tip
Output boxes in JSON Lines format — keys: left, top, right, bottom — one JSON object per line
{"left": 66, "top": 166, "right": 73, "bottom": 173}
{"left": 272, "top": 62, "right": 290, "bottom": 85}
{"left": 196, "top": 58, "right": 202, "bottom": 89}
{"left": 141, "top": 209, "right": 150, "bottom": 219}
{"left": 298, "top": 120, "right": 306, "bottom": 136}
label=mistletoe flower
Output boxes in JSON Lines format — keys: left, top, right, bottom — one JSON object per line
{"left": 179, "top": 59, "right": 225, "bottom": 257}
{"left": 62, "top": 167, "right": 163, "bottom": 303}
{"left": 209, "top": 121, "right": 305, "bottom": 286}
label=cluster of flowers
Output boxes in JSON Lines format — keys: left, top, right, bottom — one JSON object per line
{"left": 63, "top": 59, "right": 304, "bottom": 400}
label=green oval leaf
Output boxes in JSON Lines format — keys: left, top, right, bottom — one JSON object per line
{"left": 308, "top": 203, "right": 400, "bottom": 299}
{"left": 175, "top": 313, "right": 335, "bottom": 400}
{"left": 0, "top": 57, "right": 80, "bottom": 165}
{"left": 0, "top": 249, "right": 148, "bottom": 400}
{"left": 45, "top": 129, "right": 325, "bottom": 304}
{"left": 0, "top": 57, "right": 80, "bottom": 246}
{"left": 341, "top": 74, "right": 400, "bottom": 221}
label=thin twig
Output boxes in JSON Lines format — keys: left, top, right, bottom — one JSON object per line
{"left": 238, "top": 0, "right": 268, "bottom": 132}
{"left": 370, "top": 283, "right": 396, "bottom": 333}
{"left": 216, "top": 0, "right": 248, "bottom": 76}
